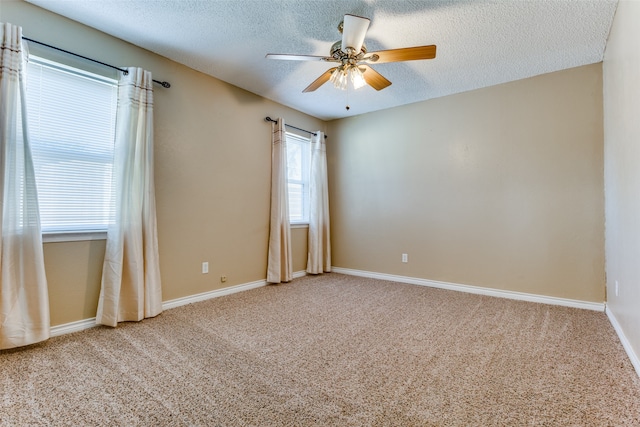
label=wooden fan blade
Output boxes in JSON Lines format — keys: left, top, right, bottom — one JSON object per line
{"left": 360, "top": 65, "right": 391, "bottom": 91}
{"left": 303, "top": 68, "right": 337, "bottom": 93}
{"left": 342, "top": 14, "right": 370, "bottom": 53}
{"left": 366, "top": 45, "right": 436, "bottom": 64}
{"left": 266, "top": 53, "right": 330, "bottom": 61}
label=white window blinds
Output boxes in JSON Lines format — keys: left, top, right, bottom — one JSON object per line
{"left": 24, "top": 56, "right": 118, "bottom": 234}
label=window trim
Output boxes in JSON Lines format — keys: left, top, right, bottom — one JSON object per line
{"left": 290, "top": 223, "right": 309, "bottom": 229}
{"left": 42, "top": 231, "right": 107, "bottom": 243}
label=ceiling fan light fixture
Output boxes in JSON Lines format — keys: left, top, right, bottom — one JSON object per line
{"left": 350, "top": 66, "right": 366, "bottom": 90}
{"left": 330, "top": 67, "right": 348, "bottom": 90}
{"left": 330, "top": 65, "right": 366, "bottom": 91}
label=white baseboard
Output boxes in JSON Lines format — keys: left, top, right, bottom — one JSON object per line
{"left": 49, "top": 271, "right": 307, "bottom": 337}
{"left": 161, "top": 279, "right": 268, "bottom": 310}
{"left": 292, "top": 270, "right": 308, "bottom": 279}
{"left": 606, "top": 308, "right": 640, "bottom": 378}
{"left": 331, "top": 267, "right": 605, "bottom": 312}
{"left": 50, "top": 317, "right": 97, "bottom": 337}
{"left": 163, "top": 270, "right": 307, "bottom": 310}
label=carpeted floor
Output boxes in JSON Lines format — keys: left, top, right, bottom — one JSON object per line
{"left": 2, "top": 273, "right": 640, "bottom": 426}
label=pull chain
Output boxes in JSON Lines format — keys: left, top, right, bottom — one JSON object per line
{"left": 345, "top": 85, "right": 350, "bottom": 111}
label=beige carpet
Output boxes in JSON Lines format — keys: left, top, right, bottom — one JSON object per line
{"left": 2, "top": 273, "right": 640, "bottom": 426}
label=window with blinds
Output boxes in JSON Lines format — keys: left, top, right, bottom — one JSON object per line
{"left": 24, "top": 56, "right": 118, "bottom": 235}
{"left": 286, "top": 132, "right": 311, "bottom": 224}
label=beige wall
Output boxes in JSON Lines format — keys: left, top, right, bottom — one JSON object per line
{"left": 603, "top": 1, "right": 640, "bottom": 364}
{"left": 327, "top": 64, "right": 605, "bottom": 302}
{"left": 1, "top": 1, "right": 320, "bottom": 326}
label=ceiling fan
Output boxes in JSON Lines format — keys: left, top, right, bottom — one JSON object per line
{"left": 266, "top": 14, "right": 436, "bottom": 93}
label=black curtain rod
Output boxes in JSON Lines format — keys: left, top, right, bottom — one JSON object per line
{"left": 265, "top": 117, "right": 327, "bottom": 139}
{"left": 23, "top": 37, "right": 171, "bottom": 88}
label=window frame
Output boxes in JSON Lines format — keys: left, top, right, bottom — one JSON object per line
{"left": 24, "top": 53, "right": 119, "bottom": 242}
{"left": 286, "top": 132, "right": 311, "bottom": 226}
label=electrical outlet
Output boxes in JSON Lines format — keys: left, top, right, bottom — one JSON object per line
{"left": 615, "top": 280, "right": 619, "bottom": 297}
{"left": 202, "top": 262, "right": 209, "bottom": 274}
{"left": 220, "top": 275, "right": 227, "bottom": 283}
{"left": 402, "top": 253, "right": 408, "bottom": 263}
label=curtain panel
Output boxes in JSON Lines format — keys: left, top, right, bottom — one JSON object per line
{"left": 306, "top": 131, "right": 331, "bottom": 274}
{"left": 96, "top": 67, "right": 162, "bottom": 327}
{"left": 0, "top": 22, "right": 50, "bottom": 349}
{"left": 266, "top": 118, "right": 292, "bottom": 283}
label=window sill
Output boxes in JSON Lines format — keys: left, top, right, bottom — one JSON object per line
{"left": 43, "top": 231, "right": 107, "bottom": 243}
{"left": 290, "top": 223, "right": 309, "bottom": 229}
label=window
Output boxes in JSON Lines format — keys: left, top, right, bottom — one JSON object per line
{"left": 286, "top": 132, "right": 311, "bottom": 224}
{"left": 24, "top": 55, "right": 118, "bottom": 236}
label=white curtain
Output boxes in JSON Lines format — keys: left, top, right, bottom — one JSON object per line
{"left": 0, "top": 23, "right": 50, "bottom": 349}
{"left": 96, "top": 67, "right": 162, "bottom": 327}
{"left": 307, "top": 131, "right": 331, "bottom": 274}
{"left": 266, "top": 118, "right": 292, "bottom": 283}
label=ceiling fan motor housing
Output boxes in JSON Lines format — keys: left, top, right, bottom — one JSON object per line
{"left": 330, "top": 41, "right": 367, "bottom": 61}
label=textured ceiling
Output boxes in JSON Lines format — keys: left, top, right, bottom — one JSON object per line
{"left": 25, "top": 0, "right": 618, "bottom": 121}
